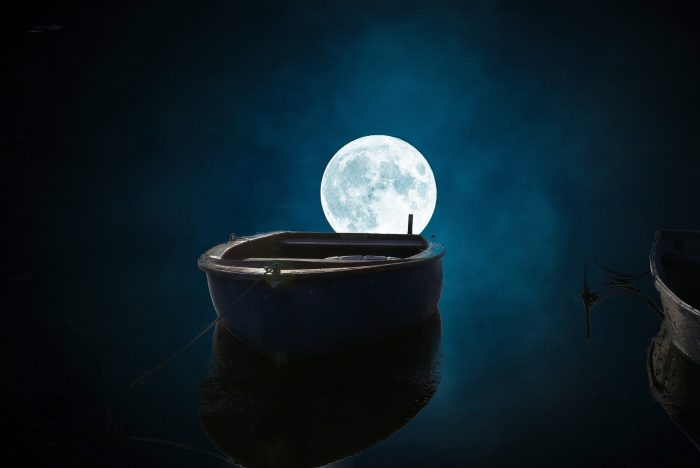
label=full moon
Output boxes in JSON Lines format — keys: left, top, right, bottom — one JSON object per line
{"left": 320, "top": 135, "right": 437, "bottom": 234}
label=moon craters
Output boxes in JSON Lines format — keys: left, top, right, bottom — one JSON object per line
{"left": 320, "top": 135, "right": 437, "bottom": 234}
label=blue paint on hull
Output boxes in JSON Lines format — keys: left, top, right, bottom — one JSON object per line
{"left": 205, "top": 257, "right": 442, "bottom": 361}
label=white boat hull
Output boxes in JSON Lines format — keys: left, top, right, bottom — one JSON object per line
{"left": 651, "top": 230, "right": 700, "bottom": 364}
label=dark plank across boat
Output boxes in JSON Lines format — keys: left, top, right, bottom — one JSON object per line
{"left": 199, "top": 231, "right": 444, "bottom": 362}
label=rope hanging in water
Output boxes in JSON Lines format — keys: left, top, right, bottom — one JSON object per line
{"left": 130, "top": 266, "right": 278, "bottom": 388}
{"left": 582, "top": 258, "right": 663, "bottom": 341}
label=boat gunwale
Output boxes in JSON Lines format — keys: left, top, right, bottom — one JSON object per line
{"left": 198, "top": 231, "right": 445, "bottom": 279}
{"left": 650, "top": 230, "right": 700, "bottom": 317}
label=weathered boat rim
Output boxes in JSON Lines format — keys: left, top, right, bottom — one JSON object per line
{"left": 198, "top": 231, "right": 445, "bottom": 279}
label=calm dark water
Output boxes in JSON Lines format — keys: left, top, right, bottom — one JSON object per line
{"left": 6, "top": 1, "right": 700, "bottom": 466}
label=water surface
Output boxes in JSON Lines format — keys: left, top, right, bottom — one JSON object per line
{"left": 6, "top": 1, "right": 700, "bottom": 466}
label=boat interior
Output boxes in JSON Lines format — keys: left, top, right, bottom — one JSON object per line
{"left": 657, "top": 232, "right": 700, "bottom": 310}
{"left": 219, "top": 232, "right": 428, "bottom": 266}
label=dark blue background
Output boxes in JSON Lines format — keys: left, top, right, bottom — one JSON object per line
{"left": 6, "top": 1, "right": 700, "bottom": 466}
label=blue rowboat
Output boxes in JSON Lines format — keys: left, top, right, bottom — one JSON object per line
{"left": 198, "top": 231, "right": 444, "bottom": 363}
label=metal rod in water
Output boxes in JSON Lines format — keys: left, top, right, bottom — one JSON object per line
{"left": 408, "top": 213, "right": 413, "bottom": 235}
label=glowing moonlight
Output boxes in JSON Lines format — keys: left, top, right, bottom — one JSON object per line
{"left": 320, "top": 135, "right": 437, "bottom": 234}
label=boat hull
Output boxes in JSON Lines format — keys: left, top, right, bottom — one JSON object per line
{"left": 651, "top": 230, "right": 700, "bottom": 364}
{"left": 656, "top": 288, "right": 700, "bottom": 364}
{"left": 204, "top": 255, "right": 442, "bottom": 362}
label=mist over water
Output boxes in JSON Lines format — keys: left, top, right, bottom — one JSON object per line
{"left": 7, "top": 1, "right": 700, "bottom": 466}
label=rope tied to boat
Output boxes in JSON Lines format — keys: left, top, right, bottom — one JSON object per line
{"left": 130, "top": 264, "right": 280, "bottom": 389}
{"left": 264, "top": 261, "right": 282, "bottom": 275}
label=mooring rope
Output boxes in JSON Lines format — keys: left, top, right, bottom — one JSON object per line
{"left": 582, "top": 259, "right": 664, "bottom": 340}
{"left": 129, "top": 265, "right": 279, "bottom": 388}
{"left": 130, "top": 436, "right": 234, "bottom": 463}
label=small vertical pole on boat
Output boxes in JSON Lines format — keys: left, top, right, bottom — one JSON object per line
{"left": 407, "top": 213, "right": 413, "bottom": 235}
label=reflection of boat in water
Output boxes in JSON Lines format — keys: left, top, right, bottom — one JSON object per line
{"left": 582, "top": 231, "right": 700, "bottom": 452}
{"left": 198, "top": 231, "right": 444, "bottom": 362}
{"left": 648, "top": 322, "right": 700, "bottom": 449}
{"left": 200, "top": 310, "right": 442, "bottom": 468}
{"left": 650, "top": 230, "right": 700, "bottom": 364}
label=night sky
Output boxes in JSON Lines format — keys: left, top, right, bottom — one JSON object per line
{"left": 5, "top": 1, "right": 700, "bottom": 466}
